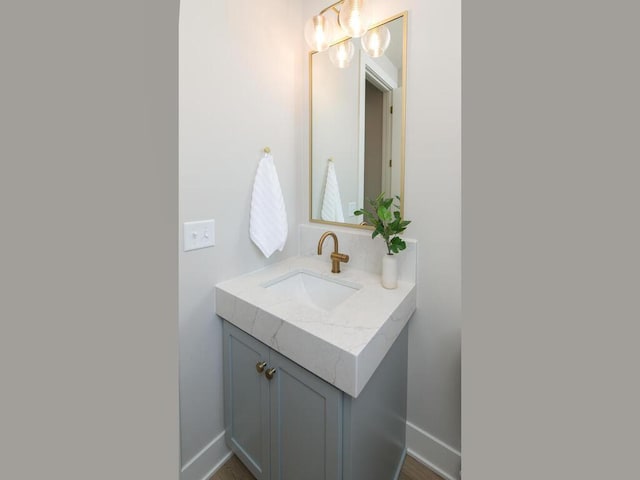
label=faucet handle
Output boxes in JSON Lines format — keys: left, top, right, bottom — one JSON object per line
{"left": 331, "top": 252, "right": 349, "bottom": 263}
{"left": 329, "top": 252, "right": 349, "bottom": 273}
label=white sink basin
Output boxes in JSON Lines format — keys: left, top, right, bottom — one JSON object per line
{"left": 263, "top": 269, "right": 361, "bottom": 311}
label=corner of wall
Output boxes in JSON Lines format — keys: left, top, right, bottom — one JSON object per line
{"left": 180, "top": 431, "right": 231, "bottom": 480}
{"left": 406, "top": 421, "right": 461, "bottom": 480}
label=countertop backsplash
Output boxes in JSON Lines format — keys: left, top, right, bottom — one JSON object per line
{"left": 299, "top": 224, "right": 418, "bottom": 283}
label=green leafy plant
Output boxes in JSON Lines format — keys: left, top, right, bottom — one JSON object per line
{"left": 353, "top": 193, "right": 411, "bottom": 255}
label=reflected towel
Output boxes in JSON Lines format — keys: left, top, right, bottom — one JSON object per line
{"left": 321, "top": 161, "right": 345, "bottom": 222}
{"left": 250, "top": 152, "right": 288, "bottom": 258}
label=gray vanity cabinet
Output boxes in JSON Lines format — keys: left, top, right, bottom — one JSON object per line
{"left": 223, "top": 319, "right": 408, "bottom": 480}
{"left": 223, "top": 321, "right": 343, "bottom": 480}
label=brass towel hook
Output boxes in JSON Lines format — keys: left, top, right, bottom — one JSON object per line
{"left": 264, "top": 146, "right": 271, "bottom": 153}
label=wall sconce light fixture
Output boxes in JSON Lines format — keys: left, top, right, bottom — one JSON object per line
{"left": 305, "top": 0, "right": 390, "bottom": 68}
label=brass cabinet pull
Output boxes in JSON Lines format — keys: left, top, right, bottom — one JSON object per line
{"left": 256, "top": 361, "right": 267, "bottom": 374}
{"left": 265, "top": 367, "right": 277, "bottom": 380}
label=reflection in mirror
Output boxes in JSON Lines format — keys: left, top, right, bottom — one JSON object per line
{"left": 310, "top": 12, "right": 406, "bottom": 227}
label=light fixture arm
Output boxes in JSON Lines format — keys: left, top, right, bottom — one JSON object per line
{"left": 319, "top": 0, "right": 343, "bottom": 17}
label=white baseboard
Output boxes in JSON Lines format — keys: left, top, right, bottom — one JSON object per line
{"left": 406, "top": 421, "right": 461, "bottom": 480}
{"left": 179, "top": 424, "right": 459, "bottom": 480}
{"left": 181, "top": 431, "right": 231, "bottom": 480}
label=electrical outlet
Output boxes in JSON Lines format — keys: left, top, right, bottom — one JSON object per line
{"left": 183, "top": 219, "right": 215, "bottom": 251}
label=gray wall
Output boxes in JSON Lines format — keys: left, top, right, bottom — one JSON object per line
{"left": 402, "top": 1, "right": 461, "bottom": 473}
{"left": 179, "top": 0, "right": 303, "bottom": 476}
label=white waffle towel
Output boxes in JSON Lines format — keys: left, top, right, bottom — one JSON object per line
{"left": 249, "top": 152, "right": 288, "bottom": 258}
{"left": 321, "top": 160, "right": 345, "bottom": 222}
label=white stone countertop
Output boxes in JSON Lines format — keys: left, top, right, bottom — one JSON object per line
{"left": 215, "top": 255, "right": 416, "bottom": 398}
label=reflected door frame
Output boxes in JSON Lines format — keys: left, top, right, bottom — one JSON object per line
{"left": 358, "top": 53, "right": 399, "bottom": 211}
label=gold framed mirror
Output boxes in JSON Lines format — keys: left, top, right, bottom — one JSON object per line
{"left": 309, "top": 11, "right": 407, "bottom": 228}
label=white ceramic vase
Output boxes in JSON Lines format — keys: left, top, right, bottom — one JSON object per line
{"left": 381, "top": 254, "right": 398, "bottom": 289}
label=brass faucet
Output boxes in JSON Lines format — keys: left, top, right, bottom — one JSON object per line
{"left": 317, "top": 231, "right": 349, "bottom": 273}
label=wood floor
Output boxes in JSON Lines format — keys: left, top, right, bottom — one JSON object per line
{"left": 210, "top": 453, "right": 444, "bottom": 480}
{"left": 398, "top": 455, "right": 444, "bottom": 480}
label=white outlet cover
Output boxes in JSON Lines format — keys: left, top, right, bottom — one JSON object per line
{"left": 184, "top": 219, "right": 215, "bottom": 251}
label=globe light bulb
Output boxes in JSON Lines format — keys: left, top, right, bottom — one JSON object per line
{"left": 304, "top": 14, "right": 334, "bottom": 52}
{"left": 329, "top": 39, "right": 355, "bottom": 69}
{"left": 361, "top": 25, "right": 391, "bottom": 58}
{"left": 338, "top": 0, "right": 371, "bottom": 38}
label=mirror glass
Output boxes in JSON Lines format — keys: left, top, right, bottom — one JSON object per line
{"left": 310, "top": 12, "right": 406, "bottom": 227}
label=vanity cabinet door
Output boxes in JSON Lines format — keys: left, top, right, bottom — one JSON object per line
{"left": 223, "top": 322, "right": 270, "bottom": 480}
{"left": 268, "top": 350, "right": 343, "bottom": 480}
